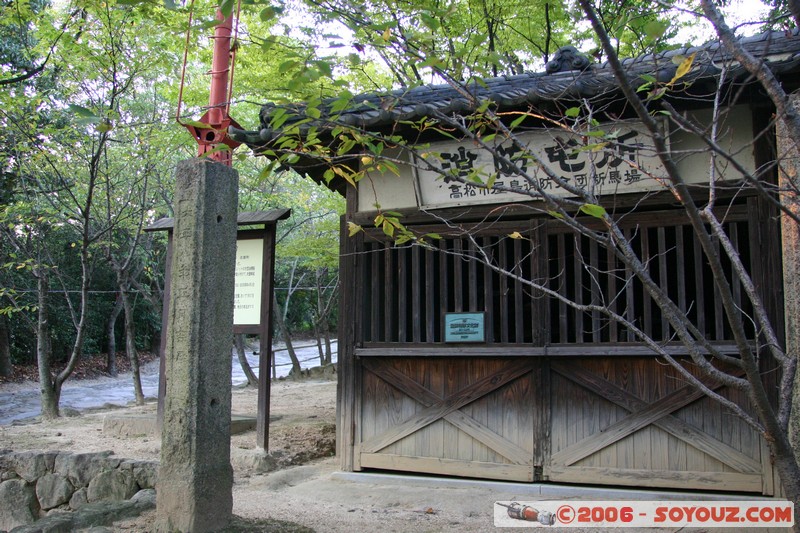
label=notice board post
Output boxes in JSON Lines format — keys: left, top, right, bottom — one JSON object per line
{"left": 147, "top": 209, "right": 290, "bottom": 450}
{"left": 233, "top": 222, "right": 281, "bottom": 450}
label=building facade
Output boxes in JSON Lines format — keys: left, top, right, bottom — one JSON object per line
{"left": 233, "top": 29, "right": 800, "bottom": 494}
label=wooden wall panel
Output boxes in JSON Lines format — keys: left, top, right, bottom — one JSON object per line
{"left": 548, "top": 357, "right": 764, "bottom": 492}
{"left": 358, "top": 357, "right": 535, "bottom": 481}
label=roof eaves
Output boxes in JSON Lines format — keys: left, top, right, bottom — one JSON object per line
{"left": 229, "top": 28, "right": 800, "bottom": 171}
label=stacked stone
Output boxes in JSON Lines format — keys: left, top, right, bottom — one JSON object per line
{"left": 0, "top": 450, "right": 157, "bottom": 531}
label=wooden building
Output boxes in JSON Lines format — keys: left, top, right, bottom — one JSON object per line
{"left": 232, "top": 30, "right": 800, "bottom": 494}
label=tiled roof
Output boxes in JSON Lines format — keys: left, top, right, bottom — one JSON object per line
{"left": 229, "top": 28, "right": 800, "bottom": 149}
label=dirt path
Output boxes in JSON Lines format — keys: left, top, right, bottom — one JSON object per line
{"left": 0, "top": 377, "right": 507, "bottom": 532}
{"left": 1, "top": 378, "right": 336, "bottom": 463}
{"left": 0, "top": 377, "right": 525, "bottom": 532}
{"left": 2, "top": 377, "right": 750, "bottom": 532}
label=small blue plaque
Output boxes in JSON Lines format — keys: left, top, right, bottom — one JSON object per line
{"left": 444, "top": 313, "right": 486, "bottom": 343}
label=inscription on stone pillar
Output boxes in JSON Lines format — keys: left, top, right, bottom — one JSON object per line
{"left": 156, "top": 159, "right": 238, "bottom": 533}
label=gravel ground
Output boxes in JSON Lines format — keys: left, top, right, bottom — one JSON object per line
{"left": 1, "top": 375, "right": 791, "bottom": 532}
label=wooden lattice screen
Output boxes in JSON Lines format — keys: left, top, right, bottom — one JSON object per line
{"left": 357, "top": 205, "right": 753, "bottom": 347}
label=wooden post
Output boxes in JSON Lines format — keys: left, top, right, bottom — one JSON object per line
{"left": 256, "top": 223, "right": 278, "bottom": 449}
{"left": 156, "top": 233, "right": 172, "bottom": 431}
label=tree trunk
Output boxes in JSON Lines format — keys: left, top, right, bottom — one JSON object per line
{"left": 106, "top": 295, "right": 123, "bottom": 377}
{"left": 282, "top": 257, "right": 303, "bottom": 324}
{"left": 765, "top": 422, "right": 800, "bottom": 533}
{"left": 313, "top": 323, "right": 324, "bottom": 365}
{"left": 313, "top": 269, "right": 336, "bottom": 366}
{"left": 37, "top": 274, "right": 59, "bottom": 420}
{"left": 323, "top": 330, "right": 333, "bottom": 366}
{"left": 0, "top": 313, "right": 12, "bottom": 378}
{"left": 273, "top": 292, "right": 301, "bottom": 377}
{"left": 314, "top": 268, "right": 324, "bottom": 365}
{"left": 781, "top": 92, "right": 800, "bottom": 467}
{"left": 53, "top": 231, "right": 93, "bottom": 398}
{"left": 234, "top": 333, "right": 258, "bottom": 387}
{"left": 120, "top": 288, "right": 144, "bottom": 405}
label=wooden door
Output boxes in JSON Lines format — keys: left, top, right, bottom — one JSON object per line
{"left": 355, "top": 357, "right": 537, "bottom": 482}
{"left": 546, "top": 358, "right": 770, "bottom": 493}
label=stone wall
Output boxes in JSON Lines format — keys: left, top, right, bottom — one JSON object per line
{"left": 0, "top": 450, "right": 158, "bottom": 532}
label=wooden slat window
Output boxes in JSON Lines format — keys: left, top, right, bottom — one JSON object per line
{"left": 545, "top": 217, "right": 754, "bottom": 344}
{"left": 357, "top": 208, "right": 755, "bottom": 347}
{"left": 360, "top": 231, "right": 538, "bottom": 343}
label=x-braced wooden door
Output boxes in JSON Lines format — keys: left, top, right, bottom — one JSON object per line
{"left": 355, "top": 357, "right": 538, "bottom": 482}
{"left": 546, "top": 358, "right": 770, "bottom": 493}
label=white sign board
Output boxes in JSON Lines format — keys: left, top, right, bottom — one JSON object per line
{"left": 234, "top": 239, "right": 264, "bottom": 326}
{"left": 414, "top": 120, "right": 669, "bottom": 209}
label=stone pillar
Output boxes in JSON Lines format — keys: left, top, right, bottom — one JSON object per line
{"left": 780, "top": 93, "right": 800, "bottom": 461}
{"left": 156, "top": 159, "right": 238, "bottom": 533}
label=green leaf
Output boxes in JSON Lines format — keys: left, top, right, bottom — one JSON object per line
{"left": 644, "top": 20, "right": 669, "bottom": 40}
{"left": 219, "top": 0, "right": 235, "bottom": 18}
{"left": 315, "top": 60, "right": 333, "bottom": 77}
{"left": 201, "top": 144, "right": 231, "bottom": 158}
{"left": 419, "top": 56, "right": 446, "bottom": 69}
{"left": 347, "top": 222, "right": 363, "bottom": 236}
{"left": 183, "top": 119, "right": 213, "bottom": 129}
{"left": 579, "top": 203, "right": 607, "bottom": 218}
{"left": 96, "top": 120, "right": 114, "bottom": 133}
{"left": 278, "top": 60, "right": 299, "bottom": 73}
{"left": 306, "top": 106, "right": 321, "bottom": 119}
{"left": 270, "top": 109, "right": 290, "bottom": 130}
{"left": 648, "top": 87, "right": 667, "bottom": 101}
{"left": 197, "top": 18, "right": 224, "bottom": 30}
{"left": 420, "top": 13, "right": 440, "bottom": 31}
{"left": 467, "top": 172, "right": 484, "bottom": 185}
{"left": 67, "top": 104, "right": 99, "bottom": 121}
{"left": 509, "top": 113, "right": 527, "bottom": 129}
{"left": 584, "top": 142, "right": 609, "bottom": 152}
{"left": 347, "top": 53, "right": 361, "bottom": 67}
{"left": 565, "top": 107, "right": 581, "bottom": 118}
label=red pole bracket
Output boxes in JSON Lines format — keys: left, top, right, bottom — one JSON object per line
{"left": 176, "top": 2, "right": 242, "bottom": 166}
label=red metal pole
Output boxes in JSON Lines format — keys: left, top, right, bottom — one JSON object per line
{"left": 203, "top": 10, "right": 233, "bottom": 164}
{"left": 180, "top": 6, "right": 241, "bottom": 166}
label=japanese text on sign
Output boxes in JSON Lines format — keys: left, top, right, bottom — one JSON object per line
{"left": 444, "top": 313, "right": 486, "bottom": 343}
{"left": 234, "top": 239, "right": 264, "bottom": 326}
{"left": 417, "top": 120, "right": 668, "bottom": 209}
